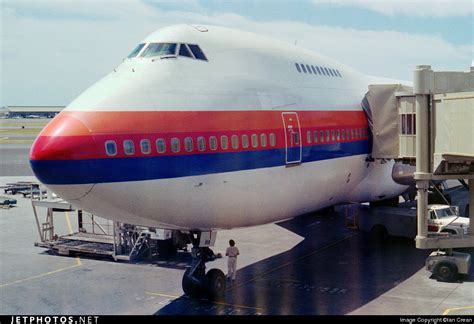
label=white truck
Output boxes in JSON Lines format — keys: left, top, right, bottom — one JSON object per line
{"left": 356, "top": 204, "right": 469, "bottom": 240}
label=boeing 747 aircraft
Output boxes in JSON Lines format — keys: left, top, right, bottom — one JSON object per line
{"left": 30, "top": 24, "right": 409, "bottom": 299}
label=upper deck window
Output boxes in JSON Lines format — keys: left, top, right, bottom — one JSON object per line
{"left": 141, "top": 43, "right": 177, "bottom": 58}
{"left": 128, "top": 43, "right": 146, "bottom": 59}
{"left": 188, "top": 44, "right": 207, "bottom": 61}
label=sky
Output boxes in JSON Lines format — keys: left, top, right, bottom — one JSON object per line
{"left": 1, "top": 0, "right": 473, "bottom": 106}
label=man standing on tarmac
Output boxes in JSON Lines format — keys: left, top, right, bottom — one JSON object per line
{"left": 226, "top": 239, "right": 240, "bottom": 282}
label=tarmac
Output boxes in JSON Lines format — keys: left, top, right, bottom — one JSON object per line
{"left": 0, "top": 122, "right": 473, "bottom": 315}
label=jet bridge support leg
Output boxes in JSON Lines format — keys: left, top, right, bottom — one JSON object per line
{"left": 182, "top": 231, "right": 226, "bottom": 301}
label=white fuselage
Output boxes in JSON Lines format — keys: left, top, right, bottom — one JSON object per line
{"left": 30, "top": 24, "right": 407, "bottom": 230}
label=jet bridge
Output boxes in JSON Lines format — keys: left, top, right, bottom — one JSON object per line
{"left": 362, "top": 65, "right": 474, "bottom": 281}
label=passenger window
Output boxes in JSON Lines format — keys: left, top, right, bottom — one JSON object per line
{"left": 293, "top": 132, "right": 299, "bottom": 145}
{"left": 301, "top": 64, "right": 307, "bottom": 73}
{"left": 140, "top": 139, "right": 151, "bottom": 154}
{"left": 341, "top": 130, "right": 345, "bottom": 140}
{"left": 127, "top": 43, "right": 145, "bottom": 59}
{"left": 105, "top": 141, "right": 117, "bottom": 156}
{"left": 331, "top": 130, "right": 335, "bottom": 141}
{"left": 311, "top": 66, "right": 317, "bottom": 74}
{"left": 269, "top": 133, "right": 276, "bottom": 147}
{"left": 251, "top": 134, "right": 258, "bottom": 148}
{"left": 307, "top": 131, "right": 312, "bottom": 144}
{"left": 323, "top": 67, "right": 329, "bottom": 76}
{"left": 313, "top": 131, "right": 318, "bottom": 143}
{"left": 210, "top": 136, "right": 217, "bottom": 150}
{"left": 306, "top": 65, "right": 312, "bottom": 74}
{"left": 295, "top": 63, "right": 301, "bottom": 73}
{"left": 197, "top": 137, "right": 206, "bottom": 151}
{"left": 221, "top": 136, "right": 229, "bottom": 150}
{"left": 141, "top": 43, "right": 177, "bottom": 57}
{"left": 231, "top": 135, "right": 239, "bottom": 149}
{"left": 184, "top": 137, "right": 193, "bottom": 152}
{"left": 329, "top": 69, "right": 335, "bottom": 77}
{"left": 156, "top": 138, "right": 166, "bottom": 153}
{"left": 179, "top": 44, "right": 193, "bottom": 58}
{"left": 171, "top": 138, "right": 180, "bottom": 153}
{"left": 336, "top": 130, "right": 340, "bottom": 141}
{"left": 326, "top": 130, "right": 330, "bottom": 142}
{"left": 260, "top": 134, "right": 267, "bottom": 147}
{"left": 320, "top": 130, "right": 324, "bottom": 142}
{"left": 316, "top": 66, "right": 322, "bottom": 75}
{"left": 242, "top": 135, "right": 249, "bottom": 148}
{"left": 337, "top": 70, "right": 342, "bottom": 77}
{"left": 123, "top": 140, "right": 135, "bottom": 155}
{"left": 188, "top": 44, "right": 207, "bottom": 61}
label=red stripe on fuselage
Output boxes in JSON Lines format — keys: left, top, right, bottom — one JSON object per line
{"left": 31, "top": 110, "right": 369, "bottom": 161}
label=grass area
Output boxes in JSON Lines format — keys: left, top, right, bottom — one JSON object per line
{"left": 0, "top": 139, "right": 34, "bottom": 144}
{"left": 0, "top": 118, "right": 51, "bottom": 127}
{"left": 0, "top": 129, "right": 43, "bottom": 135}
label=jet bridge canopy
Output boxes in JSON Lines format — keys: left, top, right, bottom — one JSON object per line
{"left": 362, "top": 84, "right": 413, "bottom": 160}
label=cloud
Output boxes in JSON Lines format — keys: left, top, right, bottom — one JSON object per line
{"left": 1, "top": 0, "right": 472, "bottom": 106}
{"left": 312, "top": 0, "right": 474, "bottom": 17}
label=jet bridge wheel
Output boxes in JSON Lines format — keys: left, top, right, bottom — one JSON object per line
{"left": 434, "top": 262, "right": 458, "bottom": 282}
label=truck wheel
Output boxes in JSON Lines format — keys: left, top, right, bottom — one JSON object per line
{"left": 434, "top": 262, "right": 458, "bottom": 282}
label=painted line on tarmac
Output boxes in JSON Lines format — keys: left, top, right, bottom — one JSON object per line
{"left": 443, "top": 305, "right": 474, "bottom": 315}
{"left": 0, "top": 137, "right": 8, "bottom": 140}
{"left": 145, "top": 291, "right": 264, "bottom": 311}
{"left": 0, "top": 213, "right": 83, "bottom": 288}
{"left": 229, "top": 233, "right": 357, "bottom": 291}
{"left": 0, "top": 263, "right": 81, "bottom": 288}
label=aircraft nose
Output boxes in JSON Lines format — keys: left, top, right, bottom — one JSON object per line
{"left": 30, "top": 113, "right": 98, "bottom": 200}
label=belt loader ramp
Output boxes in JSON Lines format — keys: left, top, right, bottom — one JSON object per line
{"left": 361, "top": 65, "right": 474, "bottom": 282}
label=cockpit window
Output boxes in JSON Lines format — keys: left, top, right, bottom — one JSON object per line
{"left": 179, "top": 44, "right": 193, "bottom": 58}
{"left": 141, "top": 43, "right": 177, "bottom": 58}
{"left": 188, "top": 44, "right": 207, "bottom": 61}
{"left": 127, "top": 43, "right": 145, "bottom": 58}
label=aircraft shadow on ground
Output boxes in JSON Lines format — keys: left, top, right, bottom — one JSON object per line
{"left": 156, "top": 210, "right": 440, "bottom": 315}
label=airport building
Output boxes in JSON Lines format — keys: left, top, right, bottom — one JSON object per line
{"left": 3, "top": 105, "right": 64, "bottom": 118}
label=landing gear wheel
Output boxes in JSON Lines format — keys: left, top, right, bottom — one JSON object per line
{"left": 206, "top": 268, "right": 226, "bottom": 301}
{"left": 434, "top": 262, "right": 458, "bottom": 282}
{"left": 182, "top": 268, "right": 203, "bottom": 299}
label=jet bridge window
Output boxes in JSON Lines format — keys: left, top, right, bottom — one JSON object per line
{"left": 188, "top": 44, "right": 207, "bottom": 61}
{"left": 127, "top": 43, "right": 146, "bottom": 59}
{"left": 141, "top": 43, "right": 177, "bottom": 58}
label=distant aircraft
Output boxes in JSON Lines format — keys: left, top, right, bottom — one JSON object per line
{"left": 30, "top": 24, "right": 410, "bottom": 299}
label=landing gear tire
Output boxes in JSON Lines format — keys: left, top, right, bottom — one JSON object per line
{"left": 206, "top": 269, "right": 226, "bottom": 301}
{"left": 434, "top": 262, "right": 458, "bottom": 282}
{"left": 182, "top": 268, "right": 204, "bottom": 299}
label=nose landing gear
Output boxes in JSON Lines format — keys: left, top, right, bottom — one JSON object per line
{"left": 182, "top": 231, "right": 226, "bottom": 301}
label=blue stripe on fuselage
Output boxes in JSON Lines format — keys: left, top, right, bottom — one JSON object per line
{"left": 30, "top": 141, "right": 369, "bottom": 185}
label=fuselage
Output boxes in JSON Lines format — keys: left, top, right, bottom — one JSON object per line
{"left": 30, "top": 24, "right": 407, "bottom": 230}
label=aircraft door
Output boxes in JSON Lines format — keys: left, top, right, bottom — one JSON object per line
{"left": 281, "top": 112, "right": 302, "bottom": 165}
